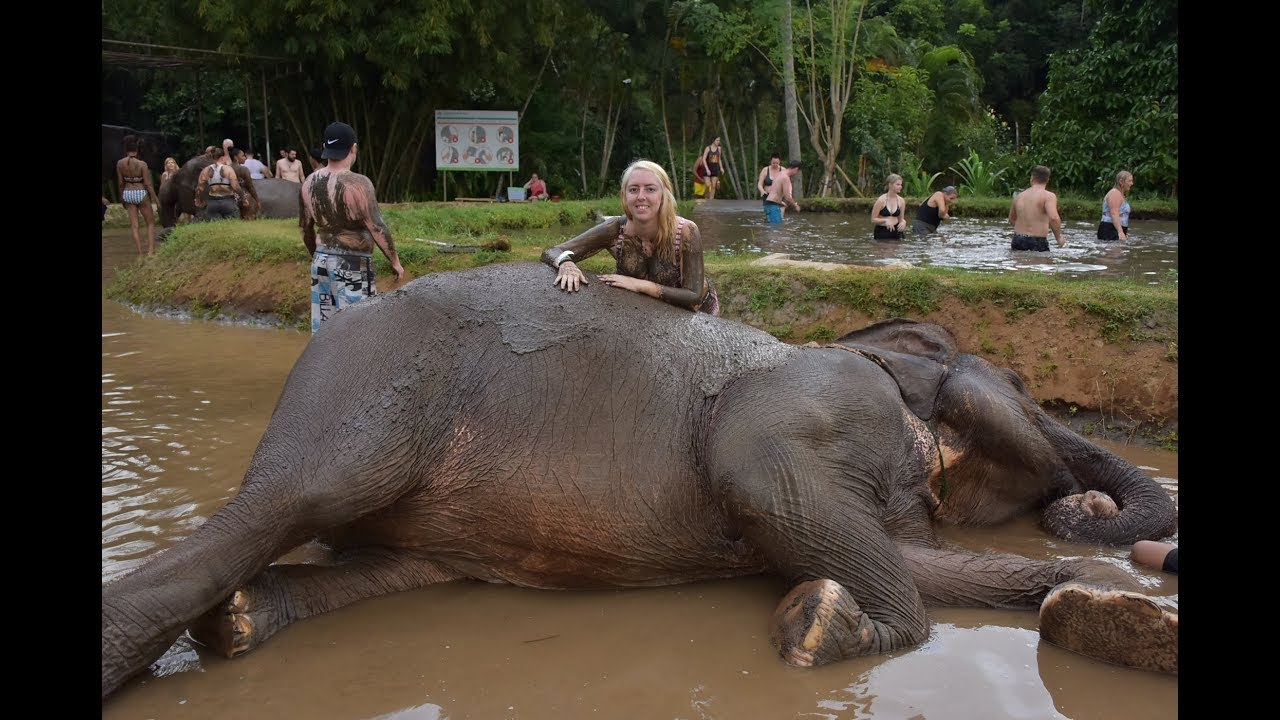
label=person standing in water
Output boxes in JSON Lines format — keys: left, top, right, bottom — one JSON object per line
{"left": 1097, "top": 170, "right": 1134, "bottom": 241}
{"left": 871, "top": 173, "right": 907, "bottom": 241}
{"left": 762, "top": 160, "right": 802, "bottom": 223}
{"left": 1009, "top": 165, "right": 1064, "bottom": 251}
{"left": 912, "top": 185, "right": 959, "bottom": 236}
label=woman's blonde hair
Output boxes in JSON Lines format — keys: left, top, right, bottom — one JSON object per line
{"left": 619, "top": 159, "right": 678, "bottom": 263}
{"left": 1115, "top": 170, "right": 1133, "bottom": 188}
{"left": 886, "top": 173, "right": 903, "bottom": 190}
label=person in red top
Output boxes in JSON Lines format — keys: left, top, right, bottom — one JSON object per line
{"left": 523, "top": 173, "right": 550, "bottom": 201}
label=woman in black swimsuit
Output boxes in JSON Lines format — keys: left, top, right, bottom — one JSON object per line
{"left": 757, "top": 153, "right": 781, "bottom": 201}
{"left": 871, "top": 173, "right": 907, "bottom": 241}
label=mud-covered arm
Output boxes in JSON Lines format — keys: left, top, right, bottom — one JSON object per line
{"left": 345, "top": 175, "right": 403, "bottom": 278}
{"left": 194, "top": 167, "right": 210, "bottom": 207}
{"left": 663, "top": 221, "right": 709, "bottom": 310}
{"left": 539, "top": 216, "right": 623, "bottom": 269}
{"left": 115, "top": 160, "right": 125, "bottom": 203}
{"left": 242, "top": 173, "right": 259, "bottom": 203}
{"left": 299, "top": 179, "right": 316, "bottom": 255}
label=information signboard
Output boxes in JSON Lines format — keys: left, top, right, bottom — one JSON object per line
{"left": 435, "top": 110, "right": 519, "bottom": 172}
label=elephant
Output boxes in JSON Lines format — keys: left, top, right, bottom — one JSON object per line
{"left": 157, "top": 155, "right": 300, "bottom": 233}
{"left": 100, "top": 262, "right": 1178, "bottom": 701}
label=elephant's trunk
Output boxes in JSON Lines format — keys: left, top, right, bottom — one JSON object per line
{"left": 1038, "top": 416, "right": 1177, "bottom": 545}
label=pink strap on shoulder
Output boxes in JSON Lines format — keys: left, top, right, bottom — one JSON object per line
{"left": 674, "top": 217, "right": 685, "bottom": 254}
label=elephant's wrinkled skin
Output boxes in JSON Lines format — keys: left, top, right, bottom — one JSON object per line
{"left": 101, "top": 263, "right": 1178, "bottom": 700}
{"left": 157, "top": 156, "right": 300, "bottom": 231}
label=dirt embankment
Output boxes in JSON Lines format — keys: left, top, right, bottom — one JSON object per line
{"left": 159, "top": 259, "right": 1178, "bottom": 447}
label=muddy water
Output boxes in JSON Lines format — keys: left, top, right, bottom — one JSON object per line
{"left": 101, "top": 228, "right": 1178, "bottom": 719}
{"left": 692, "top": 200, "right": 1178, "bottom": 283}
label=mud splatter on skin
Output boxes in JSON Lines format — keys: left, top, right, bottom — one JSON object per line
{"left": 301, "top": 170, "right": 396, "bottom": 255}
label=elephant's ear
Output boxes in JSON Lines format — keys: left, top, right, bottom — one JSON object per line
{"left": 835, "top": 318, "right": 958, "bottom": 364}
{"left": 835, "top": 319, "right": 957, "bottom": 420}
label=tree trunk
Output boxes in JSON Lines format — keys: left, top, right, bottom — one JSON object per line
{"left": 782, "top": 0, "right": 803, "bottom": 198}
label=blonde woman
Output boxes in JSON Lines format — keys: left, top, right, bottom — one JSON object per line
{"left": 541, "top": 159, "right": 718, "bottom": 314}
{"left": 871, "top": 173, "right": 907, "bottom": 241}
{"left": 1097, "top": 170, "right": 1134, "bottom": 241}
{"left": 160, "top": 156, "right": 180, "bottom": 187}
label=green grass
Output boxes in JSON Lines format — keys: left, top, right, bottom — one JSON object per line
{"left": 107, "top": 199, "right": 1177, "bottom": 351}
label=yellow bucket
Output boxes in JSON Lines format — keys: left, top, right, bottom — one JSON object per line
{"left": 694, "top": 181, "right": 706, "bottom": 197}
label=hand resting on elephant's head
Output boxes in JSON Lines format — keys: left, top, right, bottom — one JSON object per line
{"left": 101, "top": 263, "right": 1176, "bottom": 703}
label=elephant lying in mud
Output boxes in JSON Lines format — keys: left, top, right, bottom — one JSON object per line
{"left": 157, "top": 155, "right": 300, "bottom": 232}
{"left": 101, "top": 262, "right": 1178, "bottom": 700}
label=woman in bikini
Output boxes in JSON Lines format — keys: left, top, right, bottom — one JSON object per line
{"left": 871, "top": 173, "right": 907, "bottom": 241}
{"left": 541, "top": 159, "right": 718, "bottom": 315}
{"left": 116, "top": 135, "right": 160, "bottom": 256}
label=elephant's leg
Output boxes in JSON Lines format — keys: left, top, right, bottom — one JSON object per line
{"left": 190, "top": 549, "right": 462, "bottom": 658}
{"left": 769, "top": 577, "right": 911, "bottom": 667}
{"left": 719, "top": 452, "right": 930, "bottom": 666}
{"left": 898, "top": 544, "right": 1176, "bottom": 673}
{"left": 104, "top": 428, "right": 425, "bottom": 697}
{"left": 1039, "top": 582, "right": 1177, "bottom": 674}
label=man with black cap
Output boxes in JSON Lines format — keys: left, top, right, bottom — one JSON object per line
{"left": 300, "top": 121, "right": 405, "bottom": 334}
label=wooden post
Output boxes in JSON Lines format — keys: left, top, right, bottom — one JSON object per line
{"left": 261, "top": 70, "right": 272, "bottom": 162}
{"left": 244, "top": 74, "right": 254, "bottom": 154}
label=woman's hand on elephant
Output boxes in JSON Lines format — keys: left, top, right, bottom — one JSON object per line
{"left": 555, "top": 261, "right": 588, "bottom": 292}
{"left": 598, "top": 274, "right": 639, "bottom": 293}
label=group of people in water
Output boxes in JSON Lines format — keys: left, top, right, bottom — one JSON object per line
{"left": 868, "top": 165, "right": 1135, "bottom": 251}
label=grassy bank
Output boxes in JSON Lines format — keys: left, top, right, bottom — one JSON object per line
{"left": 105, "top": 200, "right": 1178, "bottom": 448}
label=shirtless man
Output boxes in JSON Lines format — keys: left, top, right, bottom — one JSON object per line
{"left": 300, "top": 122, "right": 404, "bottom": 334}
{"left": 1008, "top": 165, "right": 1064, "bottom": 251}
{"left": 762, "top": 160, "right": 802, "bottom": 223}
{"left": 276, "top": 148, "right": 305, "bottom": 183}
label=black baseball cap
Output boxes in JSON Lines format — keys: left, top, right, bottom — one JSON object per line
{"left": 320, "top": 122, "right": 357, "bottom": 160}
{"left": 787, "top": 160, "right": 802, "bottom": 169}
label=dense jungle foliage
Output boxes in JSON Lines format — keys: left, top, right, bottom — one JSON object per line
{"left": 102, "top": 0, "right": 1177, "bottom": 202}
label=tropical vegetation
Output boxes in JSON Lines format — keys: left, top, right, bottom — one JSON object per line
{"left": 102, "top": 0, "right": 1177, "bottom": 202}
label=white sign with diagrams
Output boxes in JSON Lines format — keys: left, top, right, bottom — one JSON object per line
{"left": 435, "top": 110, "right": 519, "bottom": 172}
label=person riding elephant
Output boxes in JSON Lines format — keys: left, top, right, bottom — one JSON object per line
{"left": 158, "top": 154, "right": 301, "bottom": 235}
{"left": 101, "top": 263, "right": 1177, "bottom": 701}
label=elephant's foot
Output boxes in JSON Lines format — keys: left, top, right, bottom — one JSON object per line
{"left": 1039, "top": 582, "right": 1177, "bottom": 674}
{"left": 770, "top": 579, "right": 879, "bottom": 667}
{"left": 189, "top": 588, "right": 274, "bottom": 659}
